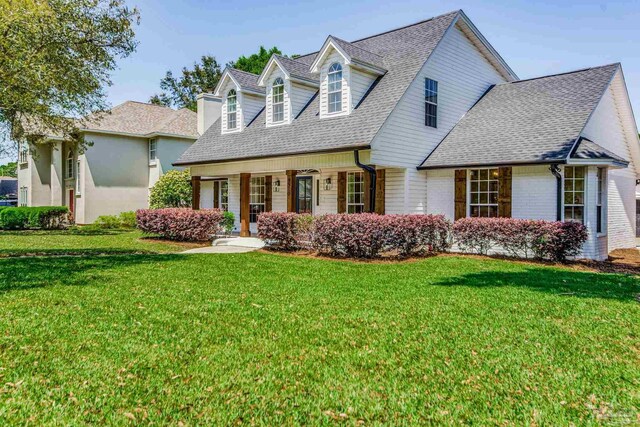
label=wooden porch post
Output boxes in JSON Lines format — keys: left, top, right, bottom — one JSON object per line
{"left": 286, "top": 170, "right": 297, "bottom": 212}
{"left": 240, "top": 173, "right": 251, "bottom": 237}
{"left": 191, "top": 176, "right": 201, "bottom": 210}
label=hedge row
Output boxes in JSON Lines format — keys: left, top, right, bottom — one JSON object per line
{"left": 0, "top": 206, "right": 69, "bottom": 230}
{"left": 258, "top": 212, "right": 451, "bottom": 258}
{"left": 136, "top": 208, "right": 225, "bottom": 241}
{"left": 257, "top": 213, "right": 588, "bottom": 261}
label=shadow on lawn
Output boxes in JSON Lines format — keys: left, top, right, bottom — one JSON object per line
{"left": 433, "top": 265, "right": 640, "bottom": 302}
{"left": 0, "top": 254, "right": 184, "bottom": 294}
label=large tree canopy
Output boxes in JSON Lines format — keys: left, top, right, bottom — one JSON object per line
{"left": 0, "top": 161, "right": 16, "bottom": 178}
{"left": 149, "top": 46, "right": 283, "bottom": 111}
{"left": 0, "top": 0, "right": 140, "bottom": 156}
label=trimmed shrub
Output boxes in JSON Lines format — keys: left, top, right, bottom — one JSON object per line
{"left": 93, "top": 211, "right": 137, "bottom": 229}
{"left": 136, "top": 208, "right": 224, "bottom": 241}
{"left": 452, "top": 217, "right": 588, "bottom": 262}
{"left": 257, "top": 212, "right": 312, "bottom": 250}
{"left": 118, "top": 211, "right": 137, "bottom": 228}
{"left": 149, "top": 169, "right": 192, "bottom": 209}
{"left": 385, "top": 214, "right": 452, "bottom": 256}
{"left": 221, "top": 211, "right": 235, "bottom": 236}
{"left": 0, "top": 206, "right": 68, "bottom": 230}
{"left": 313, "top": 213, "right": 389, "bottom": 258}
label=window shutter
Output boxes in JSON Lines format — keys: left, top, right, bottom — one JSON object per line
{"left": 498, "top": 167, "right": 512, "bottom": 217}
{"left": 192, "top": 176, "right": 201, "bottom": 210}
{"left": 240, "top": 173, "right": 251, "bottom": 236}
{"left": 213, "top": 181, "right": 220, "bottom": 209}
{"left": 375, "top": 169, "right": 385, "bottom": 215}
{"left": 337, "top": 171, "right": 347, "bottom": 213}
{"left": 265, "top": 175, "right": 272, "bottom": 212}
{"left": 286, "top": 170, "right": 296, "bottom": 212}
{"left": 454, "top": 170, "right": 466, "bottom": 220}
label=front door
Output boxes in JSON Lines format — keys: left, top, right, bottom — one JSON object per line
{"left": 296, "top": 176, "right": 312, "bottom": 214}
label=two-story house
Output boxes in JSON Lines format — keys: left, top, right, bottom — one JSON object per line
{"left": 174, "top": 10, "right": 640, "bottom": 260}
{"left": 18, "top": 101, "right": 197, "bottom": 223}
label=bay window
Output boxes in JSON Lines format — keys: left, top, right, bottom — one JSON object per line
{"left": 347, "top": 171, "right": 364, "bottom": 213}
{"left": 469, "top": 168, "right": 499, "bottom": 217}
{"left": 563, "top": 166, "right": 585, "bottom": 223}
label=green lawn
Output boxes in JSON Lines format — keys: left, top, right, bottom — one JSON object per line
{"left": 0, "top": 229, "right": 198, "bottom": 257}
{"left": 0, "top": 233, "right": 638, "bottom": 425}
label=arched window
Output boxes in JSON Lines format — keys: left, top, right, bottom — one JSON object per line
{"left": 327, "top": 63, "right": 343, "bottom": 113}
{"left": 227, "top": 89, "right": 237, "bottom": 130}
{"left": 66, "top": 150, "right": 74, "bottom": 179}
{"left": 272, "top": 77, "right": 284, "bottom": 123}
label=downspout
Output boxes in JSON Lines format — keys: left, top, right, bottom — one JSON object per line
{"left": 549, "top": 164, "right": 562, "bottom": 221}
{"left": 354, "top": 150, "right": 376, "bottom": 213}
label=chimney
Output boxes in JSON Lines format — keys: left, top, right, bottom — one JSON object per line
{"left": 197, "top": 93, "right": 222, "bottom": 135}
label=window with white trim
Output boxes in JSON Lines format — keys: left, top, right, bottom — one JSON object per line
{"left": 249, "top": 177, "right": 265, "bottom": 223}
{"left": 66, "top": 150, "right": 74, "bottom": 179}
{"left": 227, "top": 89, "right": 237, "bottom": 130}
{"left": 19, "top": 187, "right": 27, "bottom": 206}
{"left": 272, "top": 77, "right": 284, "bottom": 123}
{"left": 347, "top": 171, "right": 364, "bottom": 214}
{"left": 149, "top": 139, "right": 157, "bottom": 162}
{"left": 469, "top": 168, "right": 499, "bottom": 217}
{"left": 75, "top": 160, "right": 81, "bottom": 195}
{"left": 425, "top": 78, "right": 438, "bottom": 128}
{"left": 19, "top": 143, "right": 28, "bottom": 164}
{"left": 327, "top": 63, "right": 343, "bottom": 113}
{"left": 564, "top": 166, "right": 585, "bottom": 223}
{"left": 220, "top": 179, "right": 229, "bottom": 212}
{"left": 596, "top": 167, "right": 606, "bottom": 233}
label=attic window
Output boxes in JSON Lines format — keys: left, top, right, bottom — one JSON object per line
{"left": 272, "top": 77, "right": 284, "bottom": 123}
{"left": 425, "top": 78, "right": 438, "bottom": 128}
{"left": 227, "top": 89, "right": 237, "bottom": 130}
{"left": 328, "top": 63, "right": 343, "bottom": 113}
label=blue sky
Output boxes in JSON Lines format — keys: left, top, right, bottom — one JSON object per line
{"left": 108, "top": 0, "right": 640, "bottom": 119}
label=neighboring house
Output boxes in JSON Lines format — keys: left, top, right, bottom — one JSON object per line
{"left": 18, "top": 101, "right": 197, "bottom": 223}
{"left": 0, "top": 176, "right": 18, "bottom": 206}
{"left": 174, "top": 9, "right": 639, "bottom": 261}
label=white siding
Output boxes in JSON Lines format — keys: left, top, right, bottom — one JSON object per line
{"left": 512, "top": 165, "right": 556, "bottom": 220}
{"left": 318, "top": 49, "right": 351, "bottom": 119}
{"left": 351, "top": 68, "right": 377, "bottom": 108}
{"left": 272, "top": 173, "right": 287, "bottom": 211}
{"left": 265, "top": 68, "right": 291, "bottom": 127}
{"left": 581, "top": 74, "right": 637, "bottom": 251}
{"left": 242, "top": 93, "right": 265, "bottom": 127}
{"left": 425, "top": 169, "right": 455, "bottom": 220}
{"left": 384, "top": 168, "right": 406, "bottom": 214}
{"left": 291, "top": 82, "right": 317, "bottom": 118}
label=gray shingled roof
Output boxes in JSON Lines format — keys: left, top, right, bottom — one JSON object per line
{"left": 330, "top": 36, "right": 386, "bottom": 70}
{"left": 82, "top": 101, "right": 198, "bottom": 138}
{"left": 571, "top": 138, "right": 628, "bottom": 164}
{"left": 273, "top": 54, "right": 318, "bottom": 83}
{"left": 419, "top": 64, "right": 622, "bottom": 169}
{"left": 176, "top": 11, "right": 459, "bottom": 165}
{"left": 226, "top": 68, "right": 265, "bottom": 95}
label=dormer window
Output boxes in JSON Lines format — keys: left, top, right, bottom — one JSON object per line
{"left": 328, "top": 63, "right": 343, "bottom": 113}
{"left": 227, "top": 89, "right": 237, "bottom": 130}
{"left": 272, "top": 78, "right": 285, "bottom": 123}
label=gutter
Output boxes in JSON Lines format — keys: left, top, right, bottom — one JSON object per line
{"left": 354, "top": 149, "right": 376, "bottom": 213}
{"left": 549, "top": 165, "right": 562, "bottom": 221}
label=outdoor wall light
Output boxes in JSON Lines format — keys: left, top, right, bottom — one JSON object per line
{"left": 324, "top": 177, "right": 332, "bottom": 191}
{"left": 273, "top": 179, "right": 281, "bottom": 192}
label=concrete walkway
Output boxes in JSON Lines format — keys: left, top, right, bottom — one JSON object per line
{"left": 181, "top": 237, "right": 265, "bottom": 254}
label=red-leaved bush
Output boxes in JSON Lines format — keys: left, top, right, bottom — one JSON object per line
{"left": 257, "top": 212, "right": 312, "bottom": 250}
{"left": 313, "top": 214, "right": 390, "bottom": 258}
{"left": 384, "top": 214, "right": 451, "bottom": 256}
{"left": 136, "top": 208, "right": 224, "bottom": 241}
{"left": 452, "top": 217, "right": 588, "bottom": 262}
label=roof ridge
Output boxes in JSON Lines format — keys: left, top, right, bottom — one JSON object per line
{"left": 503, "top": 63, "right": 620, "bottom": 85}
{"left": 229, "top": 68, "right": 261, "bottom": 77}
{"left": 122, "top": 100, "right": 175, "bottom": 110}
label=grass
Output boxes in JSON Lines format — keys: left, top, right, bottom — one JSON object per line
{"left": 0, "top": 229, "right": 200, "bottom": 257}
{"left": 0, "top": 234, "right": 638, "bottom": 424}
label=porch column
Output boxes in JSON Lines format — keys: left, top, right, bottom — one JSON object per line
{"left": 240, "top": 173, "right": 251, "bottom": 237}
{"left": 286, "top": 170, "right": 297, "bottom": 212}
{"left": 191, "top": 176, "right": 201, "bottom": 210}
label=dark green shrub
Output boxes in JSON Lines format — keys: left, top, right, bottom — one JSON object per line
{"left": 0, "top": 206, "right": 69, "bottom": 230}
{"left": 118, "top": 211, "right": 137, "bottom": 228}
{"left": 221, "top": 211, "right": 235, "bottom": 235}
{"left": 149, "top": 169, "right": 192, "bottom": 209}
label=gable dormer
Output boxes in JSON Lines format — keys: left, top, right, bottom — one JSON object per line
{"left": 258, "top": 55, "right": 319, "bottom": 127}
{"left": 214, "top": 68, "right": 265, "bottom": 134}
{"left": 309, "top": 36, "right": 387, "bottom": 119}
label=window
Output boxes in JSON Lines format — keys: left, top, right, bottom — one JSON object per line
{"left": 469, "top": 168, "right": 499, "bottom": 217}
{"left": 597, "top": 168, "right": 606, "bottom": 233}
{"left": 249, "top": 177, "right": 265, "bottom": 223}
{"left": 327, "top": 63, "right": 343, "bottom": 113}
{"left": 564, "top": 166, "right": 585, "bottom": 223}
{"left": 347, "top": 171, "right": 364, "bottom": 214}
{"left": 227, "top": 89, "right": 237, "bottom": 130}
{"left": 149, "top": 139, "right": 157, "bottom": 162}
{"left": 19, "top": 187, "right": 27, "bottom": 206}
{"left": 19, "top": 143, "right": 28, "bottom": 164}
{"left": 75, "top": 160, "right": 81, "bottom": 195}
{"left": 272, "top": 77, "right": 284, "bottom": 123}
{"left": 66, "top": 150, "right": 74, "bottom": 179}
{"left": 425, "top": 78, "right": 438, "bottom": 128}
{"left": 220, "top": 180, "right": 229, "bottom": 212}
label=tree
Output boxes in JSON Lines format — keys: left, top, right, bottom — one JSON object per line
{"left": 149, "top": 46, "right": 282, "bottom": 111}
{"left": 227, "top": 46, "right": 282, "bottom": 76}
{"left": 149, "top": 169, "right": 192, "bottom": 209}
{"left": 149, "top": 56, "right": 222, "bottom": 111}
{"left": 0, "top": 0, "right": 140, "bottom": 157}
{"left": 0, "top": 161, "right": 16, "bottom": 178}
